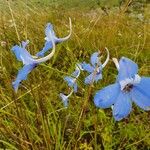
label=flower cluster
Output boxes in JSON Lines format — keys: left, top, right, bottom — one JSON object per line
{"left": 12, "top": 19, "right": 72, "bottom": 92}
{"left": 60, "top": 64, "right": 82, "bottom": 107}
{"left": 81, "top": 48, "right": 109, "bottom": 84}
{"left": 11, "top": 18, "right": 150, "bottom": 121}
{"left": 60, "top": 48, "right": 109, "bottom": 107}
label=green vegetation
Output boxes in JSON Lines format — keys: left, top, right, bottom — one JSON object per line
{"left": 0, "top": 0, "right": 150, "bottom": 149}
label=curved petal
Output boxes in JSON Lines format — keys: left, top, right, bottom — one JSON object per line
{"left": 12, "top": 64, "right": 37, "bottom": 92}
{"left": 36, "top": 19, "right": 72, "bottom": 57}
{"left": 36, "top": 41, "right": 53, "bottom": 57}
{"left": 131, "top": 77, "right": 150, "bottom": 110}
{"left": 90, "top": 52, "right": 99, "bottom": 67}
{"left": 94, "top": 83, "right": 120, "bottom": 108}
{"left": 117, "top": 57, "right": 138, "bottom": 81}
{"left": 113, "top": 92, "right": 132, "bottom": 121}
{"left": 102, "top": 47, "right": 109, "bottom": 68}
{"left": 56, "top": 18, "right": 72, "bottom": 42}
{"left": 36, "top": 23, "right": 56, "bottom": 57}
{"left": 11, "top": 45, "right": 34, "bottom": 65}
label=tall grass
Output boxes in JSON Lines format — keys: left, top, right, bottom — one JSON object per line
{"left": 0, "top": 0, "right": 150, "bottom": 149}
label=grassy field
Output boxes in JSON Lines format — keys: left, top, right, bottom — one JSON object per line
{"left": 0, "top": 0, "right": 150, "bottom": 149}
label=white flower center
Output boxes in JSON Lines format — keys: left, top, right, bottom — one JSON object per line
{"left": 119, "top": 74, "right": 141, "bottom": 92}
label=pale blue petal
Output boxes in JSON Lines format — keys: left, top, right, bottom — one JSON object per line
{"left": 117, "top": 57, "right": 138, "bottom": 81}
{"left": 22, "top": 40, "right": 29, "bottom": 49}
{"left": 135, "top": 77, "right": 150, "bottom": 98}
{"left": 113, "top": 92, "right": 132, "bottom": 121}
{"left": 12, "top": 64, "right": 37, "bottom": 92}
{"left": 81, "top": 62, "right": 94, "bottom": 73}
{"left": 64, "top": 76, "right": 74, "bottom": 87}
{"left": 85, "top": 71, "right": 102, "bottom": 84}
{"left": 72, "top": 70, "right": 79, "bottom": 78}
{"left": 11, "top": 45, "right": 34, "bottom": 65}
{"left": 90, "top": 52, "right": 99, "bottom": 67}
{"left": 94, "top": 83, "right": 120, "bottom": 108}
{"left": 45, "top": 23, "right": 56, "bottom": 39}
{"left": 84, "top": 73, "right": 94, "bottom": 84}
{"left": 36, "top": 41, "right": 53, "bottom": 57}
{"left": 73, "top": 82, "right": 77, "bottom": 93}
{"left": 131, "top": 77, "right": 150, "bottom": 110}
{"left": 60, "top": 93, "right": 68, "bottom": 107}
{"left": 36, "top": 23, "right": 56, "bottom": 57}
{"left": 95, "top": 72, "right": 102, "bottom": 82}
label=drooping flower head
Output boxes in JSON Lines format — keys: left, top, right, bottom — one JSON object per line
{"left": 12, "top": 32, "right": 56, "bottom": 92}
{"left": 94, "top": 57, "right": 150, "bottom": 121}
{"left": 60, "top": 64, "right": 82, "bottom": 107}
{"left": 36, "top": 18, "right": 72, "bottom": 57}
{"left": 64, "top": 63, "right": 82, "bottom": 93}
{"left": 81, "top": 48, "right": 109, "bottom": 84}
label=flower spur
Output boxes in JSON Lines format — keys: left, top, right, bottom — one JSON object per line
{"left": 36, "top": 18, "right": 72, "bottom": 57}
{"left": 81, "top": 48, "right": 109, "bottom": 84}
{"left": 11, "top": 32, "right": 55, "bottom": 93}
{"left": 94, "top": 57, "right": 150, "bottom": 121}
{"left": 60, "top": 64, "right": 82, "bottom": 107}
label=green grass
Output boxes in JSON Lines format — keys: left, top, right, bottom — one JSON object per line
{"left": 0, "top": 0, "right": 150, "bottom": 149}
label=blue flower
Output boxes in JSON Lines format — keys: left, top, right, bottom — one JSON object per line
{"left": 60, "top": 64, "right": 81, "bottom": 107}
{"left": 12, "top": 32, "right": 55, "bottom": 92}
{"left": 36, "top": 18, "right": 72, "bottom": 57}
{"left": 64, "top": 64, "right": 81, "bottom": 93}
{"left": 94, "top": 57, "right": 150, "bottom": 121}
{"left": 81, "top": 48, "right": 109, "bottom": 84}
{"left": 60, "top": 93, "right": 69, "bottom": 107}
{"left": 60, "top": 91, "right": 74, "bottom": 107}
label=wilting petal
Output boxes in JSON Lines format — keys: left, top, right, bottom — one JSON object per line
{"left": 12, "top": 45, "right": 34, "bottom": 65}
{"left": 94, "top": 83, "right": 120, "bottom": 108}
{"left": 90, "top": 52, "right": 99, "bottom": 67}
{"left": 60, "top": 93, "right": 68, "bottom": 107}
{"left": 131, "top": 77, "right": 150, "bottom": 110}
{"left": 81, "top": 62, "right": 94, "bottom": 73}
{"left": 117, "top": 57, "right": 138, "bottom": 81}
{"left": 12, "top": 64, "right": 37, "bottom": 92}
{"left": 113, "top": 92, "right": 132, "bottom": 121}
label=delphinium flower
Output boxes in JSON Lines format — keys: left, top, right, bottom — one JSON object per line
{"left": 60, "top": 64, "right": 82, "bottom": 107}
{"left": 36, "top": 18, "right": 72, "bottom": 57}
{"left": 80, "top": 48, "right": 109, "bottom": 84}
{"left": 12, "top": 32, "right": 55, "bottom": 93}
{"left": 94, "top": 57, "right": 150, "bottom": 121}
